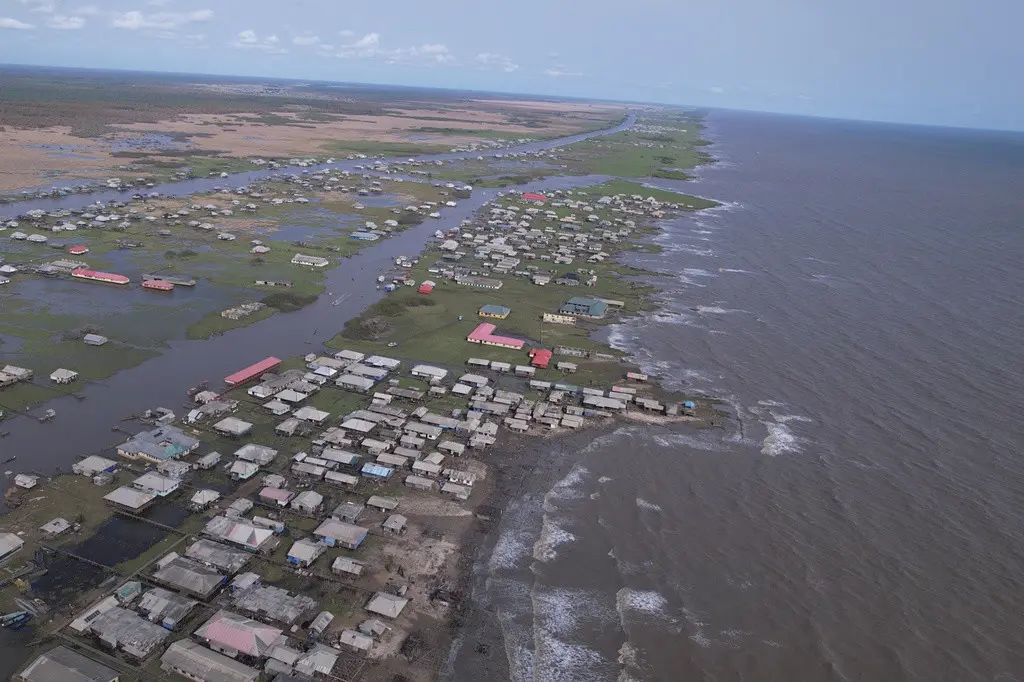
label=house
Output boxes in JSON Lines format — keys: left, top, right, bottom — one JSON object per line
{"left": 361, "top": 462, "right": 394, "bottom": 480}
{"left": 437, "top": 441, "right": 465, "bottom": 456}
{"left": 287, "top": 539, "right": 325, "bottom": 567}
{"left": 559, "top": 296, "right": 608, "bottom": 319}
{"left": 204, "top": 517, "right": 279, "bottom": 554}
{"left": 455, "top": 275, "right": 503, "bottom": 289}
{"left": 137, "top": 588, "right": 199, "bottom": 630}
{"left": 214, "top": 417, "right": 254, "bottom": 438}
{"left": 314, "top": 519, "right": 368, "bottom": 549}
{"left": 85, "top": 606, "right": 170, "bottom": 659}
{"left": 152, "top": 556, "right": 226, "bottom": 599}
{"left": 231, "top": 584, "right": 318, "bottom": 627}
{"left": 529, "top": 348, "right": 553, "bottom": 369}
{"left": 365, "top": 592, "right": 409, "bottom": 619}
{"left": 259, "top": 487, "right": 295, "bottom": 507}
{"left": 411, "top": 364, "right": 448, "bottom": 382}
{"left": 542, "top": 312, "right": 576, "bottom": 325}
{"left": 71, "top": 455, "right": 116, "bottom": 477}
{"left": 366, "top": 495, "right": 399, "bottom": 512}
{"left": 478, "top": 304, "right": 511, "bottom": 319}
{"left": 331, "top": 501, "right": 365, "bottom": 523}
{"left": 441, "top": 482, "right": 472, "bottom": 500}
{"left": 230, "top": 461, "right": 260, "bottom": 480}
{"left": 185, "top": 539, "right": 251, "bottom": 574}
{"left": 103, "top": 486, "right": 156, "bottom": 512}
{"left": 196, "top": 452, "right": 222, "bottom": 469}
{"left": 161, "top": 639, "right": 259, "bottom": 682}
{"left": 291, "top": 490, "right": 324, "bottom": 514}
{"left": 291, "top": 253, "right": 329, "bottom": 267}
{"left": 0, "top": 532, "right": 25, "bottom": 564}
{"left": 235, "top": 443, "right": 278, "bottom": 466}
{"left": 405, "top": 475, "right": 436, "bottom": 492}
{"left": 332, "top": 556, "right": 366, "bottom": 578}
{"left": 293, "top": 406, "right": 330, "bottom": 423}
{"left": 467, "top": 323, "right": 524, "bottom": 350}
{"left": 83, "top": 333, "right": 108, "bottom": 345}
{"left": 309, "top": 610, "right": 334, "bottom": 638}
{"left": 325, "top": 471, "right": 360, "bottom": 489}
{"left": 132, "top": 472, "right": 181, "bottom": 497}
{"left": 194, "top": 609, "right": 285, "bottom": 659}
{"left": 117, "top": 425, "right": 199, "bottom": 463}
{"left": 18, "top": 646, "right": 120, "bottom": 682}
{"left": 50, "top": 368, "right": 78, "bottom": 384}
{"left": 339, "top": 629, "right": 374, "bottom": 652}
{"left": 336, "top": 374, "right": 375, "bottom": 393}
{"left": 382, "top": 512, "right": 405, "bottom": 532}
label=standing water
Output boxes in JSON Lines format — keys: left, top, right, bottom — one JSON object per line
{"left": 450, "top": 111, "right": 1024, "bottom": 682}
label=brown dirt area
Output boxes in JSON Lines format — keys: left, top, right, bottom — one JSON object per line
{"left": 0, "top": 98, "right": 625, "bottom": 192}
{"left": 0, "top": 126, "right": 117, "bottom": 192}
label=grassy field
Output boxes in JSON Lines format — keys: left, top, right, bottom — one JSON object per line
{"left": 560, "top": 112, "right": 713, "bottom": 178}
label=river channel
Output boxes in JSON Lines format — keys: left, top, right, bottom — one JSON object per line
{"left": 0, "top": 114, "right": 636, "bottom": 480}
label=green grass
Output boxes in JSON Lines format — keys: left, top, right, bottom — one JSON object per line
{"left": 561, "top": 113, "right": 712, "bottom": 178}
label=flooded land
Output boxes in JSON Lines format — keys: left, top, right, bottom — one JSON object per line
{"left": 0, "top": 67, "right": 716, "bottom": 682}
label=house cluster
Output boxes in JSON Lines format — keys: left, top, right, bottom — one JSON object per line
{"left": 425, "top": 189, "right": 679, "bottom": 293}
{"left": 37, "top": 521, "right": 412, "bottom": 681}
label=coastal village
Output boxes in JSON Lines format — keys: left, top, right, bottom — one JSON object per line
{"left": 0, "top": 140, "right": 716, "bottom": 680}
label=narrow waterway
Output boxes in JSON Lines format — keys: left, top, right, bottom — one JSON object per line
{"left": 0, "top": 113, "right": 635, "bottom": 215}
{"left": 0, "top": 171, "right": 614, "bottom": 475}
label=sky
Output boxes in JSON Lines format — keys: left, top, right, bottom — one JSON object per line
{"left": 1, "top": 0, "right": 1022, "bottom": 131}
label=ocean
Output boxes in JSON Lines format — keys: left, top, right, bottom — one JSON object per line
{"left": 449, "top": 111, "right": 1024, "bottom": 681}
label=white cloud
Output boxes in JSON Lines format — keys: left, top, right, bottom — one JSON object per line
{"left": 709, "top": 86, "right": 725, "bottom": 94}
{"left": 293, "top": 33, "right": 320, "bottom": 46}
{"left": 349, "top": 32, "right": 379, "bottom": 49}
{"left": 46, "top": 14, "right": 85, "bottom": 29}
{"left": 231, "top": 29, "right": 288, "bottom": 54}
{"left": 18, "top": 0, "right": 55, "bottom": 14}
{"left": 475, "top": 52, "right": 519, "bottom": 73}
{"left": 0, "top": 17, "right": 34, "bottom": 29}
{"left": 333, "top": 35, "right": 456, "bottom": 66}
{"left": 544, "top": 68, "right": 583, "bottom": 77}
{"left": 111, "top": 9, "right": 213, "bottom": 30}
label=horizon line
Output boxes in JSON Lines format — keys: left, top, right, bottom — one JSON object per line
{"left": 2, "top": 60, "right": 1022, "bottom": 136}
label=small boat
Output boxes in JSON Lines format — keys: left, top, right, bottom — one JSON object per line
{"left": 0, "top": 611, "right": 32, "bottom": 629}
{"left": 37, "top": 409, "right": 56, "bottom": 423}
{"left": 187, "top": 380, "right": 209, "bottom": 397}
{"left": 2, "top": 456, "right": 15, "bottom": 463}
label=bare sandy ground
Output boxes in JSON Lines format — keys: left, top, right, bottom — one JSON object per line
{"left": 0, "top": 99, "right": 624, "bottom": 192}
{"left": 0, "top": 126, "right": 116, "bottom": 192}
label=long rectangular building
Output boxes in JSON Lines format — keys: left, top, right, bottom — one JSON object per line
{"left": 224, "top": 357, "right": 281, "bottom": 386}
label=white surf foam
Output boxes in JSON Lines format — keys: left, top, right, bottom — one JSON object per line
{"left": 695, "top": 305, "right": 749, "bottom": 315}
{"left": 616, "top": 588, "right": 670, "bottom": 617}
{"left": 635, "top": 498, "right": 662, "bottom": 512}
{"left": 533, "top": 515, "right": 576, "bottom": 563}
{"left": 760, "top": 421, "right": 802, "bottom": 456}
{"left": 719, "top": 267, "right": 754, "bottom": 274}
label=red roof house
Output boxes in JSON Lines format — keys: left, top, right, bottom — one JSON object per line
{"left": 529, "top": 348, "right": 553, "bottom": 369}
{"left": 67, "top": 245, "right": 90, "bottom": 255}
{"left": 466, "top": 323, "right": 524, "bottom": 350}
{"left": 522, "top": 192, "right": 547, "bottom": 203}
{"left": 417, "top": 283, "right": 434, "bottom": 294}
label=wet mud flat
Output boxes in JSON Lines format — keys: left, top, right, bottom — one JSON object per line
{"left": 440, "top": 422, "right": 624, "bottom": 681}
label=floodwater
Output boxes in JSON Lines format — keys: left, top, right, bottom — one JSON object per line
{"left": 0, "top": 112, "right": 635, "bottom": 214}
{"left": 448, "top": 112, "right": 1024, "bottom": 681}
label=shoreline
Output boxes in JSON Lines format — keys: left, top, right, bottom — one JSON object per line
{"left": 0, "top": 108, "right": 720, "bottom": 681}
